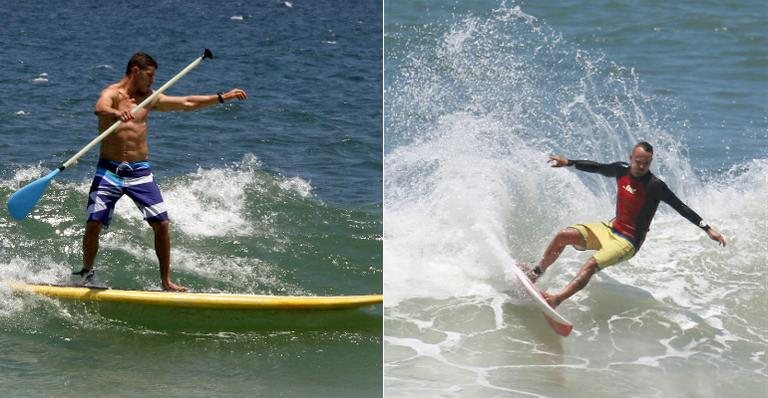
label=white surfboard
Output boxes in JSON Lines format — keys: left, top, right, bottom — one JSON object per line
{"left": 510, "top": 263, "right": 573, "bottom": 336}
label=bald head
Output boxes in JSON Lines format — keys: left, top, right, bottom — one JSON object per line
{"left": 629, "top": 142, "right": 653, "bottom": 177}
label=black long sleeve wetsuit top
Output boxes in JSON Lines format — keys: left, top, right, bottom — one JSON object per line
{"left": 569, "top": 160, "right": 708, "bottom": 250}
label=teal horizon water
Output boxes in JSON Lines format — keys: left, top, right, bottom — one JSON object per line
{"left": 385, "top": 1, "right": 766, "bottom": 397}
{"left": 1, "top": 1, "right": 382, "bottom": 397}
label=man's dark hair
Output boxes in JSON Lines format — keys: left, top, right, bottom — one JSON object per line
{"left": 125, "top": 52, "right": 158, "bottom": 75}
{"left": 635, "top": 141, "right": 654, "bottom": 154}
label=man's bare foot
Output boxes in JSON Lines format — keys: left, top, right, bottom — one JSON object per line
{"left": 163, "top": 281, "right": 188, "bottom": 292}
{"left": 515, "top": 261, "right": 539, "bottom": 283}
{"left": 540, "top": 290, "right": 561, "bottom": 308}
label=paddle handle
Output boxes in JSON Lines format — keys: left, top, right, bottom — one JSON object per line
{"left": 60, "top": 49, "right": 214, "bottom": 170}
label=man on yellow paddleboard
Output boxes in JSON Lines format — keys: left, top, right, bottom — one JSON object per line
{"left": 72, "top": 52, "right": 247, "bottom": 291}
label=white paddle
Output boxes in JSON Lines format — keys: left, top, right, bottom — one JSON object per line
{"left": 7, "top": 49, "right": 214, "bottom": 220}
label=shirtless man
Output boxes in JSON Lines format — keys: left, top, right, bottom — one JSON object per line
{"left": 521, "top": 142, "right": 726, "bottom": 307}
{"left": 73, "top": 52, "right": 247, "bottom": 291}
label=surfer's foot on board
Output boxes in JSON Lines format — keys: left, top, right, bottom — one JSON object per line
{"left": 72, "top": 268, "right": 96, "bottom": 286}
{"left": 163, "top": 281, "right": 188, "bottom": 292}
{"left": 541, "top": 290, "right": 561, "bottom": 309}
{"left": 516, "top": 261, "right": 540, "bottom": 283}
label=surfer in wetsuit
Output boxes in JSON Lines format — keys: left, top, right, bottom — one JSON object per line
{"left": 522, "top": 142, "right": 726, "bottom": 308}
{"left": 73, "top": 52, "right": 247, "bottom": 291}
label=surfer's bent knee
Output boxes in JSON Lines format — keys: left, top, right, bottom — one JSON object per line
{"left": 559, "top": 227, "right": 586, "bottom": 249}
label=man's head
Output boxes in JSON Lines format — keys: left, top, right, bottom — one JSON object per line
{"left": 629, "top": 141, "right": 653, "bottom": 177}
{"left": 125, "top": 52, "right": 157, "bottom": 95}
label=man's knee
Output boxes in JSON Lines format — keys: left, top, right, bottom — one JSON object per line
{"left": 584, "top": 257, "right": 600, "bottom": 273}
{"left": 149, "top": 220, "right": 170, "bottom": 234}
{"left": 557, "top": 227, "right": 584, "bottom": 246}
{"left": 85, "top": 221, "right": 103, "bottom": 237}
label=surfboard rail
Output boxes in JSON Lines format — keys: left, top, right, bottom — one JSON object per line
{"left": 510, "top": 263, "right": 573, "bottom": 336}
{"left": 11, "top": 283, "right": 383, "bottom": 310}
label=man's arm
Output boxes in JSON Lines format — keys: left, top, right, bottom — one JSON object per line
{"left": 661, "top": 184, "right": 727, "bottom": 246}
{"left": 94, "top": 87, "right": 134, "bottom": 122}
{"left": 549, "top": 155, "right": 625, "bottom": 178}
{"left": 153, "top": 88, "right": 248, "bottom": 112}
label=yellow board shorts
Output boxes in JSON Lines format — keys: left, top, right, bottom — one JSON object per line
{"left": 570, "top": 222, "right": 636, "bottom": 268}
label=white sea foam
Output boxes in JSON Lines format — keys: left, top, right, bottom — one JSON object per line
{"left": 0, "top": 258, "right": 69, "bottom": 317}
{"left": 4, "top": 156, "right": 271, "bottom": 261}
{"left": 170, "top": 249, "right": 306, "bottom": 295}
{"left": 277, "top": 176, "right": 313, "bottom": 198}
{"left": 163, "top": 166, "right": 254, "bottom": 237}
{"left": 31, "top": 73, "right": 48, "bottom": 84}
{"left": 109, "top": 156, "right": 277, "bottom": 238}
{"left": 5, "top": 164, "right": 48, "bottom": 188}
{"left": 0, "top": 257, "right": 67, "bottom": 285}
{"left": 160, "top": 156, "right": 312, "bottom": 238}
{"left": 96, "top": 235, "right": 306, "bottom": 295}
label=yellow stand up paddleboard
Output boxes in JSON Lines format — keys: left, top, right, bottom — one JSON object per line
{"left": 11, "top": 283, "right": 383, "bottom": 311}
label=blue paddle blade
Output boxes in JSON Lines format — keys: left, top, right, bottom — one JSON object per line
{"left": 7, "top": 168, "right": 61, "bottom": 220}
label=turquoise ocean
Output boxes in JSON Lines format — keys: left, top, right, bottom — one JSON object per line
{"left": 1, "top": 1, "right": 382, "bottom": 397}
{"left": 385, "top": 1, "right": 766, "bottom": 397}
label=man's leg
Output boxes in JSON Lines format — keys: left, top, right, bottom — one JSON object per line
{"left": 538, "top": 227, "right": 585, "bottom": 272}
{"left": 82, "top": 221, "right": 102, "bottom": 270}
{"left": 543, "top": 257, "right": 599, "bottom": 308}
{"left": 149, "top": 220, "right": 187, "bottom": 292}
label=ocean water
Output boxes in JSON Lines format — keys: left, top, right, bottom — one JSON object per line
{"left": 1, "top": 1, "right": 382, "bottom": 397}
{"left": 384, "top": 1, "right": 766, "bottom": 397}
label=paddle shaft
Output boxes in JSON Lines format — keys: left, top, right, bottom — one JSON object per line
{"left": 59, "top": 49, "right": 213, "bottom": 170}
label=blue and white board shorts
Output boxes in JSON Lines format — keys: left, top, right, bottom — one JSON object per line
{"left": 86, "top": 159, "right": 169, "bottom": 228}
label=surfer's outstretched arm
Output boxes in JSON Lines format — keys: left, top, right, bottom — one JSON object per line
{"left": 660, "top": 185, "right": 728, "bottom": 247}
{"left": 548, "top": 155, "right": 625, "bottom": 177}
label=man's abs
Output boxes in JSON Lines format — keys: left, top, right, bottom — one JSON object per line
{"left": 98, "top": 122, "right": 150, "bottom": 162}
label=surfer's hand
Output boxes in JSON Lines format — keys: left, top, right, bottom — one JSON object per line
{"left": 118, "top": 110, "right": 135, "bottom": 122}
{"left": 707, "top": 227, "right": 727, "bottom": 247}
{"left": 223, "top": 88, "right": 248, "bottom": 101}
{"left": 549, "top": 155, "right": 569, "bottom": 167}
